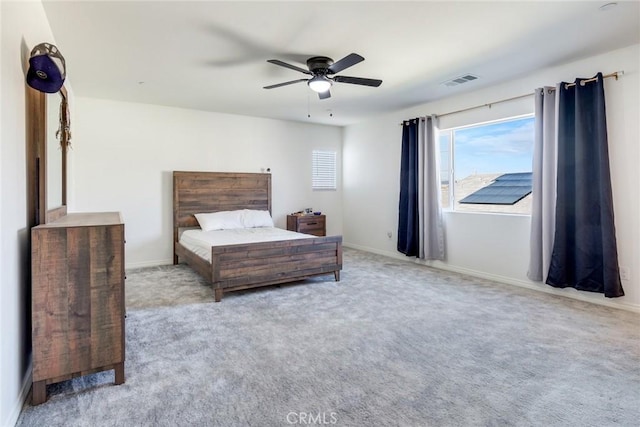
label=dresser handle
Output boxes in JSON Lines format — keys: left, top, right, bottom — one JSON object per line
{"left": 306, "top": 222, "right": 317, "bottom": 225}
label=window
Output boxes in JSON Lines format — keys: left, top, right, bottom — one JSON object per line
{"left": 312, "top": 150, "right": 337, "bottom": 190}
{"left": 440, "top": 115, "right": 534, "bottom": 214}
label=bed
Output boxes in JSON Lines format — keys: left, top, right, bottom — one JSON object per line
{"left": 173, "top": 171, "right": 342, "bottom": 302}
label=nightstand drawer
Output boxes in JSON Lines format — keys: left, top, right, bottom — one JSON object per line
{"left": 287, "top": 214, "right": 326, "bottom": 236}
{"left": 298, "top": 219, "right": 324, "bottom": 232}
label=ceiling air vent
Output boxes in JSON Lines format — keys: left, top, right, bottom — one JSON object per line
{"left": 442, "top": 74, "right": 479, "bottom": 87}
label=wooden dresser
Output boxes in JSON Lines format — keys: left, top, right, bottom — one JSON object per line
{"left": 31, "top": 212, "right": 125, "bottom": 404}
{"left": 286, "top": 214, "right": 326, "bottom": 236}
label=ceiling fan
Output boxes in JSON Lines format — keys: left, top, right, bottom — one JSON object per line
{"left": 263, "top": 53, "right": 382, "bottom": 99}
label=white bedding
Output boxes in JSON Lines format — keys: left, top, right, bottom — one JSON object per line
{"left": 180, "top": 227, "right": 315, "bottom": 262}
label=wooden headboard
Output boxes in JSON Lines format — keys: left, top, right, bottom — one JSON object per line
{"left": 173, "top": 171, "right": 272, "bottom": 241}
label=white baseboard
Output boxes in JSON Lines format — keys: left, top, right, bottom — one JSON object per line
{"left": 343, "top": 243, "right": 409, "bottom": 262}
{"left": 343, "top": 242, "right": 640, "bottom": 314}
{"left": 4, "top": 358, "right": 32, "bottom": 427}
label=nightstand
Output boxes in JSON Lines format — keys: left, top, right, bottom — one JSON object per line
{"left": 287, "top": 214, "right": 326, "bottom": 236}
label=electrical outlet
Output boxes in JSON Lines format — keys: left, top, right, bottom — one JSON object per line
{"left": 620, "top": 266, "right": 630, "bottom": 281}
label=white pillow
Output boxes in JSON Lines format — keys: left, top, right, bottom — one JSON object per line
{"left": 194, "top": 210, "right": 244, "bottom": 231}
{"left": 241, "top": 209, "right": 274, "bottom": 228}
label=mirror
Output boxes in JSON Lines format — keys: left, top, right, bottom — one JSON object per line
{"left": 26, "top": 85, "right": 69, "bottom": 225}
{"left": 46, "top": 92, "right": 63, "bottom": 209}
{"left": 45, "top": 86, "right": 69, "bottom": 222}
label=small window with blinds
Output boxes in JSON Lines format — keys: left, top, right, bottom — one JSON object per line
{"left": 312, "top": 150, "right": 337, "bottom": 190}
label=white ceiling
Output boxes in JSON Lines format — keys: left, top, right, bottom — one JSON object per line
{"left": 42, "top": 1, "right": 640, "bottom": 126}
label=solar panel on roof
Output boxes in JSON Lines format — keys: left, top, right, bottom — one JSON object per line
{"left": 459, "top": 172, "right": 532, "bottom": 205}
{"left": 493, "top": 172, "right": 531, "bottom": 180}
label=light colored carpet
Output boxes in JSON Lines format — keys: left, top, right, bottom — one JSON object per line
{"left": 17, "top": 248, "right": 640, "bottom": 426}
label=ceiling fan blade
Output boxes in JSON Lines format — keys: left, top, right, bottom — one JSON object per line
{"left": 263, "top": 79, "right": 308, "bottom": 89}
{"left": 318, "top": 90, "right": 331, "bottom": 100}
{"left": 328, "top": 53, "right": 364, "bottom": 74}
{"left": 333, "top": 75, "right": 382, "bottom": 87}
{"left": 267, "top": 59, "right": 312, "bottom": 75}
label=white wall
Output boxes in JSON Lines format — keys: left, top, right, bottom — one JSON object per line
{"left": 70, "top": 98, "right": 343, "bottom": 267}
{"left": 0, "top": 2, "right": 64, "bottom": 426}
{"left": 343, "top": 44, "right": 640, "bottom": 312}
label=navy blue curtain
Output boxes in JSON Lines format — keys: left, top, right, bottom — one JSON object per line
{"left": 546, "top": 73, "right": 624, "bottom": 297}
{"left": 398, "top": 119, "right": 419, "bottom": 256}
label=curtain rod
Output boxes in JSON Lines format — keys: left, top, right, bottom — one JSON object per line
{"left": 399, "top": 71, "right": 623, "bottom": 125}
{"left": 563, "top": 70, "right": 622, "bottom": 89}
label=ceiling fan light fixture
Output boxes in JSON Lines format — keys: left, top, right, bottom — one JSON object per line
{"left": 308, "top": 75, "right": 332, "bottom": 93}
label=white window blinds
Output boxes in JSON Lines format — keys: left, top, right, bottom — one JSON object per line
{"left": 312, "top": 150, "right": 337, "bottom": 190}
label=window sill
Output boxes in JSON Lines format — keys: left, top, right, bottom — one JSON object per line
{"left": 442, "top": 209, "right": 531, "bottom": 218}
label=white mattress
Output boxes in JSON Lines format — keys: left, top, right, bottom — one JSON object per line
{"left": 179, "top": 227, "right": 315, "bottom": 262}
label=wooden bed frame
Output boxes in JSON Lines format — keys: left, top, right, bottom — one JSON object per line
{"left": 173, "top": 171, "right": 342, "bottom": 302}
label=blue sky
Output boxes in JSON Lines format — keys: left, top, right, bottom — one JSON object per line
{"left": 442, "top": 116, "right": 534, "bottom": 180}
